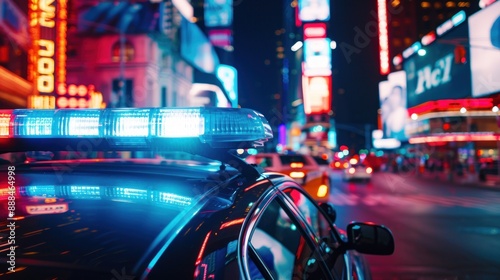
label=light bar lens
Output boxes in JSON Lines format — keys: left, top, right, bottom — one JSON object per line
{"left": 0, "top": 107, "right": 273, "bottom": 147}
{"left": 15, "top": 110, "right": 54, "bottom": 137}
{"left": 0, "top": 112, "right": 11, "bottom": 136}
{"left": 56, "top": 110, "right": 101, "bottom": 136}
{"left": 154, "top": 108, "right": 204, "bottom": 137}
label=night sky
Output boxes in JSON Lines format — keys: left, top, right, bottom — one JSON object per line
{"left": 233, "top": 0, "right": 383, "bottom": 150}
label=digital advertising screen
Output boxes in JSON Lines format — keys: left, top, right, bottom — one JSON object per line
{"left": 303, "top": 38, "right": 331, "bottom": 77}
{"left": 204, "top": 0, "right": 233, "bottom": 28}
{"left": 469, "top": 0, "right": 500, "bottom": 97}
{"left": 379, "top": 71, "right": 409, "bottom": 141}
{"left": 298, "top": 0, "right": 330, "bottom": 22}
{"left": 302, "top": 75, "right": 331, "bottom": 115}
{"left": 404, "top": 22, "right": 471, "bottom": 108}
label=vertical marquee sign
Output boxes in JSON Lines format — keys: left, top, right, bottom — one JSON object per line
{"left": 28, "top": 0, "right": 67, "bottom": 109}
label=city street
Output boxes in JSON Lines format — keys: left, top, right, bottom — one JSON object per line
{"left": 328, "top": 170, "right": 500, "bottom": 279}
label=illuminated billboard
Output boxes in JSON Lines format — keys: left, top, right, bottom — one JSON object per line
{"left": 302, "top": 76, "right": 331, "bottom": 115}
{"left": 298, "top": 0, "right": 330, "bottom": 22}
{"left": 303, "top": 38, "right": 331, "bottom": 76}
{"left": 403, "top": 22, "right": 471, "bottom": 108}
{"left": 379, "top": 71, "right": 408, "bottom": 141}
{"left": 469, "top": 0, "right": 500, "bottom": 97}
{"left": 204, "top": 0, "right": 233, "bottom": 27}
{"left": 28, "top": 0, "right": 68, "bottom": 109}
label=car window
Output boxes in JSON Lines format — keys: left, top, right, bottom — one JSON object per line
{"left": 248, "top": 198, "right": 330, "bottom": 280}
{"left": 279, "top": 155, "right": 310, "bottom": 166}
{"left": 256, "top": 156, "right": 274, "bottom": 168}
{"left": 313, "top": 156, "right": 330, "bottom": 166}
{"left": 283, "top": 188, "right": 347, "bottom": 279}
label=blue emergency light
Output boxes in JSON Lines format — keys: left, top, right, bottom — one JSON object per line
{"left": 0, "top": 107, "right": 273, "bottom": 150}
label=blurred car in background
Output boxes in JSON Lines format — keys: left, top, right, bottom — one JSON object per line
{"left": 312, "top": 155, "right": 334, "bottom": 180}
{"left": 343, "top": 162, "right": 373, "bottom": 182}
{"left": 246, "top": 153, "right": 330, "bottom": 202}
{"left": 331, "top": 159, "right": 349, "bottom": 170}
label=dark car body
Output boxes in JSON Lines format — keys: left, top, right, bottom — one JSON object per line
{"left": 0, "top": 107, "right": 394, "bottom": 279}
{"left": 0, "top": 156, "right": 393, "bottom": 279}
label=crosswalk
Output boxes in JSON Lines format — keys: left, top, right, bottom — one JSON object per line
{"left": 329, "top": 190, "right": 500, "bottom": 212}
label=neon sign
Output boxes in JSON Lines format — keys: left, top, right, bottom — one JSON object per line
{"left": 377, "top": 0, "right": 389, "bottom": 75}
{"left": 28, "top": 0, "right": 67, "bottom": 109}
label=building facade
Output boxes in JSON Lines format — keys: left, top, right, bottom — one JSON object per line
{"left": 0, "top": 0, "right": 233, "bottom": 110}
{"left": 378, "top": 1, "right": 500, "bottom": 180}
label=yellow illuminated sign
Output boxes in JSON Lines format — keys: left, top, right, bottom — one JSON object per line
{"left": 28, "top": 0, "right": 67, "bottom": 108}
{"left": 28, "top": 95, "right": 56, "bottom": 109}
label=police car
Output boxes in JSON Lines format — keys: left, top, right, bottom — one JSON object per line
{"left": 0, "top": 107, "right": 394, "bottom": 279}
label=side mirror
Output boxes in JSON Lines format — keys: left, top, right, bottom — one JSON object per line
{"left": 319, "top": 202, "right": 336, "bottom": 223}
{"left": 346, "top": 222, "right": 394, "bottom": 255}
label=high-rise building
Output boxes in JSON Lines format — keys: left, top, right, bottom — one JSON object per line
{"left": 384, "top": 0, "right": 480, "bottom": 73}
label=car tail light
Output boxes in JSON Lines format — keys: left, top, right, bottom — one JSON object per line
{"left": 290, "top": 171, "right": 305, "bottom": 178}
{"left": 366, "top": 167, "right": 373, "bottom": 174}
{"left": 290, "top": 162, "right": 304, "bottom": 168}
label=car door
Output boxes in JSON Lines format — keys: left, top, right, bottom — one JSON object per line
{"left": 279, "top": 183, "right": 351, "bottom": 280}
{"left": 243, "top": 190, "right": 332, "bottom": 280}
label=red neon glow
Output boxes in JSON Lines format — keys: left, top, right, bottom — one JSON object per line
{"left": 392, "top": 54, "right": 403, "bottom": 66}
{"left": 378, "top": 0, "right": 390, "bottom": 75}
{"left": 219, "top": 218, "right": 245, "bottom": 230}
{"left": 408, "top": 98, "right": 495, "bottom": 115}
{"left": 409, "top": 133, "right": 500, "bottom": 144}
{"left": 28, "top": 0, "right": 40, "bottom": 94}
{"left": 421, "top": 31, "right": 436, "bottom": 46}
{"left": 195, "top": 231, "right": 212, "bottom": 266}
{"left": 303, "top": 23, "right": 327, "bottom": 39}
{"left": 295, "top": 2, "right": 301, "bottom": 27}
{"left": 57, "top": 0, "right": 68, "bottom": 92}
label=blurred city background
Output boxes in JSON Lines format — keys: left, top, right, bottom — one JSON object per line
{"left": 1, "top": 0, "right": 500, "bottom": 184}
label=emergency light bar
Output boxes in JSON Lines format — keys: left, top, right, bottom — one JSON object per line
{"left": 0, "top": 107, "right": 273, "bottom": 151}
